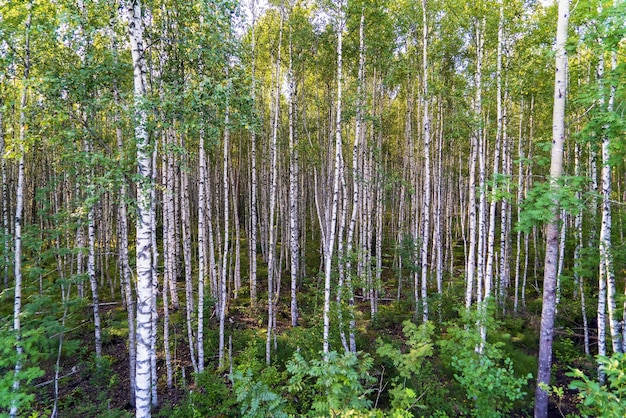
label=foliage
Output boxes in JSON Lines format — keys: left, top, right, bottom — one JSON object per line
{"left": 231, "top": 369, "right": 289, "bottom": 418}
{"left": 157, "top": 370, "right": 236, "bottom": 418}
{"left": 516, "top": 176, "right": 588, "bottom": 233}
{"left": 439, "top": 306, "right": 532, "bottom": 417}
{"left": 0, "top": 327, "right": 44, "bottom": 416}
{"left": 287, "top": 350, "right": 375, "bottom": 417}
{"left": 568, "top": 353, "right": 626, "bottom": 418}
{"left": 376, "top": 320, "right": 434, "bottom": 417}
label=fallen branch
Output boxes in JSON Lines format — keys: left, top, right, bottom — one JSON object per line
{"left": 89, "top": 302, "right": 118, "bottom": 308}
{"left": 35, "top": 367, "right": 79, "bottom": 388}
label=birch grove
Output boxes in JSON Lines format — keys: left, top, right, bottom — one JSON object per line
{"left": 1, "top": 0, "right": 625, "bottom": 416}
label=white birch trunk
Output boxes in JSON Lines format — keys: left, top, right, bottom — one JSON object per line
{"left": 0, "top": 95, "right": 7, "bottom": 290}
{"left": 498, "top": 86, "right": 511, "bottom": 310}
{"left": 514, "top": 101, "right": 524, "bottom": 314}
{"left": 181, "top": 156, "right": 199, "bottom": 374}
{"left": 344, "top": 11, "right": 365, "bottom": 352}
{"left": 266, "top": 10, "right": 283, "bottom": 364}
{"left": 475, "top": 19, "right": 486, "bottom": 311}
{"left": 573, "top": 143, "right": 590, "bottom": 355}
{"left": 419, "top": 0, "right": 430, "bottom": 323}
{"left": 219, "top": 101, "right": 231, "bottom": 369}
{"left": 464, "top": 22, "right": 481, "bottom": 311}
{"left": 161, "top": 148, "right": 173, "bottom": 388}
{"left": 485, "top": 2, "right": 503, "bottom": 308}
{"left": 597, "top": 8, "right": 621, "bottom": 353}
{"left": 149, "top": 145, "right": 158, "bottom": 408}
{"left": 249, "top": 0, "right": 259, "bottom": 309}
{"left": 10, "top": 8, "right": 30, "bottom": 416}
{"left": 434, "top": 102, "right": 444, "bottom": 298}
{"left": 323, "top": 0, "right": 344, "bottom": 356}
{"left": 197, "top": 130, "right": 207, "bottom": 372}
{"left": 126, "top": 0, "right": 155, "bottom": 413}
{"left": 556, "top": 210, "right": 566, "bottom": 307}
{"left": 288, "top": 29, "right": 299, "bottom": 327}
{"left": 232, "top": 164, "right": 241, "bottom": 299}
{"left": 535, "top": 1, "right": 569, "bottom": 415}
{"left": 88, "top": 202, "right": 102, "bottom": 357}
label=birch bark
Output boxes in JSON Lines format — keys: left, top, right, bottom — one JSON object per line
{"left": 10, "top": 6, "right": 31, "bottom": 417}
{"left": 419, "top": 0, "right": 430, "bottom": 323}
{"left": 249, "top": 0, "right": 259, "bottom": 310}
{"left": 219, "top": 98, "right": 231, "bottom": 369}
{"left": 197, "top": 129, "right": 207, "bottom": 372}
{"left": 266, "top": 9, "right": 283, "bottom": 364}
{"left": 323, "top": 0, "right": 344, "bottom": 356}
{"left": 535, "top": 1, "right": 569, "bottom": 415}
{"left": 597, "top": 4, "right": 621, "bottom": 353}
{"left": 125, "top": 0, "right": 155, "bottom": 413}
{"left": 288, "top": 25, "right": 299, "bottom": 327}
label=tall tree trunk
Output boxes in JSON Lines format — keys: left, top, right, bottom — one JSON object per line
{"left": 485, "top": 1, "right": 504, "bottom": 311}
{"left": 573, "top": 143, "right": 590, "bottom": 355}
{"left": 1, "top": 89, "right": 8, "bottom": 290}
{"left": 344, "top": 10, "right": 365, "bottom": 352}
{"left": 535, "top": 1, "right": 569, "bottom": 415}
{"left": 556, "top": 209, "right": 566, "bottom": 307}
{"left": 87, "top": 191, "right": 102, "bottom": 358}
{"left": 323, "top": 0, "right": 344, "bottom": 356}
{"left": 197, "top": 130, "right": 207, "bottom": 372}
{"left": 465, "top": 19, "right": 482, "bottom": 311}
{"left": 514, "top": 101, "right": 524, "bottom": 315}
{"left": 597, "top": 4, "right": 621, "bottom": 354}
{"left": 161, "top": 146, "right": 173, "bottom": 389}
{"left": 288, "top": 26, "right": 299, "bottom": 328}
{"left": 266, "top": 10, "right": 283, "bottom": 364}
{"left": 10, "top": 6, "right": 31, "bottom": 417}
{"left": 126, "top": 0, "right": 156, "bottom": 413}
{"left": 249, "top": 0, "right": 259, "bottom": 310}
{"left": 419, "top": 0, "right": 431, "bottom": 323}
{"left": 219, "top": 100, "right": 231, "bottom": 369}
{"left": 149, "top": 144, "right": 158, "bottom": 408}
{"left": 475, "top": 18, "right": 486, "bottom": 312}
{"left": 499, "top": 86, "right": 511, "bottom": 311}
{"left": 181, "top": 151, "right": 199, "bottom": 374}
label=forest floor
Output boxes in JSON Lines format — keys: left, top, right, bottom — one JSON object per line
{"left": 32, "top": 300, "right": 588, "bottom": 417}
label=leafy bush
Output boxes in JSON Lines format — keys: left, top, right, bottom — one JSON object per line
{"left": 231, "top": 369, "right": 288, "bottom": 418}
{"left": 376, "top": 320, "right": 434, "bottom": 417}
{"left": 0, "top": 327, "right": 45, "bottom": 415}
{"left": 568, "top": 353, "right": 626, "bottom": 417}
{"left": 287, "top": 350, "right": 375, "bottom": 417}
{"left": 439, "top": 306, "right": 532, "bottom": 417}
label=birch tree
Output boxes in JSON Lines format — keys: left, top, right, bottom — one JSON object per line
{"left": 287, "top": 7, "right": 299, "bottom": 328}
{"left": 419, "top": 0, "right": 431, "bottom": 323}
{"left": 534, "top": 1, "right": 569, "bottom": 415}
{"left": 125, "top": 0, "right": 156, "bottom": 414}
{"left": 219, "top": 88, "right": 231, "bottom": 369}
{"left": 248, "top": 0, "right": 259, "bottom": 309}
{"left": 266, "top": 7, "right": 283, "bottom": 364}
{"left": 597, "top": 0, "right": 621, "bottom": 356}
{"left": 0, "top": 84, "right": 7, "bottom": 290}
{"left": 10, "top": 4, "right": 31, "bottom": 417}
{"left": 323, "top": 0, "right": 345, "bottom": 357}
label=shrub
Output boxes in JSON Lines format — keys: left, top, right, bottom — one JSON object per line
{"left": 568, "top": 353, "right": 626, "bottom": 418}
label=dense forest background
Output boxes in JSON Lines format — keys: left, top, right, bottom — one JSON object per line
{"left": 1, "top": 0, "right": 625, "bottom": 416}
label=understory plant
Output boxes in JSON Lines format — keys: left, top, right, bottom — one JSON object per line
{"left": 287, "top": 350, "right": 375, "bottom": 417}
{"left": 568, "top": 353, "right": 626, "bottom": 418}
{"left": 439, "top": 304, "right": 532, "bottom": 417}
{"left": 376, "top": 320, "right": 435, "bottom": 417}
